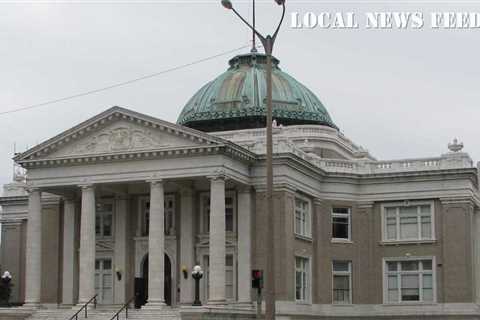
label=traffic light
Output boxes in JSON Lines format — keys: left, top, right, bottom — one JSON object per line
{"left": 252, "top": 269, "right": 263, "bottom": 289}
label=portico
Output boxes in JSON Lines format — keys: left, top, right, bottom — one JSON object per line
{"left": 15, "top": 107, "right": 255, "bottom": 308}
{"left": 24, "top": 175, "right": 254, "bottom": 308}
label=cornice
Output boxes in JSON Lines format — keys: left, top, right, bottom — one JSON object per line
{"left": 18, "top": 144, "right": 256, "bottom": 169}
{"left": 0, "top": 195, "right": 28, "bottom": 205}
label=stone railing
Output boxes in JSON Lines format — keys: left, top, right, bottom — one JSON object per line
{"left": 310, "top": 153, "right": 473, "bottom": 174}
{"left": 213, "top": 126, "right": 474, "bottom": 175}
{"left": 213, "top": 124, "right": 365, "bottom": 154}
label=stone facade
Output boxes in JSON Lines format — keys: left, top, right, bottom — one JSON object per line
{"left": 0, "top": 106, "right": 479, "bottom": 319}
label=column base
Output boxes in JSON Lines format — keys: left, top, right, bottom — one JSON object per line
{"left": 143, "top": 300, "right": 167, "bottom": 309}
{"left": 22, "top": 302, "right": 42, "bottom": 309}
{"left": 207, "top": 299, "right": 227, "bottom": 305}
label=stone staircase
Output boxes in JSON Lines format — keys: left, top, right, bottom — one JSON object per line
{"left": 24, "top": 306, "right": 180, "bottom": 320}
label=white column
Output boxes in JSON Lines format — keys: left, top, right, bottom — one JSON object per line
{"left": 62, "top": 198, "right": 77, "bottom": 305}
{"left": 208, "top": 174, "right": 226, "bottom": 304}
{"left": 114, "top": 197, "right": 128, "bottom": 304}
{"left": 146, "top": 180, "right": 166, "bottom": 308}
{"left": 237, "top": 187, "right": 253, "bottom": 304}
{"left": 78, "top": 185, "right": 96, "bottom": 304}
{"left": 24, "top": 188, "right": 42, "bottom": 307}
{"left": 179, "top": 186, "right": 194, "bottom": 304}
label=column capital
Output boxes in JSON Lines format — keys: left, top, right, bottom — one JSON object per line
{"left": 313, "top": 198, "right": 323, "bottom": 206}
{"left": 358, "top": 201, "right": 374, "bottom": 210}
{"left": 25, "top": 186, "right": 41, "bottom": 194}
{"left": 79, "top": 183, "right": 95, "bottom": 190}
{"left": 440, "top": 196, "right": 475, "bottom": 209}
{"left": 147, "top": 178, "right": 164, "bottom": 186}
{"left": 207, "top": 169, "right": 227, "bottom": 181}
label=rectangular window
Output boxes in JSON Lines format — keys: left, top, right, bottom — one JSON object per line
{"left": 200, "top": 192, "right": 236, "bottom": 234}
{"left": 332, "top": 208, "right": 350, "bottom": 240}
{"left": 140, "top": 195, "right": 176, "bottom": 236}
{"left": 96, "top": 202, "right": 113, "bottom": 238}
{"left": 383, "top": 203, "right": 434, "bottom": 241}
{"left": 202, "top": 254, "right": 236, "bottom": 301}
{"left": 384, "top": 259, "right": 434, "bottom": 303}
{"left": 225, "top": 196, "right": 234, "bottom": 232}
{"left": 295, "top": 257, "right": 310, "bottom": 302}
{"left": 332, "top": 261, "right": 352, "bottom": 304}
{"left": 294, "top": 197, "right": 311, "bottom": 238}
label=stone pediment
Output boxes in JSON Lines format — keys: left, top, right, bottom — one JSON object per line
{"left": 46, "top": 119, "right": 202, "bottom": 158}
{"left": 15, "top": 106, "right": 227, "bottom": 163}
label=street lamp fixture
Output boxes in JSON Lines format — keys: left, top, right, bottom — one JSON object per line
{"left": 221, "top": 0, "right": 233, "bottom": 9}
{"left": 0, "top": 271, "right": 12, "bottom": 307}
{"left": 220, "top": 1, "right": 286, "bottom": 320}
{"left": 191, "top": 265, "right": 203, "bottom": 306}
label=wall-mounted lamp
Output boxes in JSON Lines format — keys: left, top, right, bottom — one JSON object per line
{"left": 181, "top": 265, "right": 188, "bottom": 279}
{"left": 115, "top": 268, "right": 122, "bottom": 281}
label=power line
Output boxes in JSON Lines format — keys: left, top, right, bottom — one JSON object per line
{"left": 0, "top": 44, "right": 252, "bottom": 116}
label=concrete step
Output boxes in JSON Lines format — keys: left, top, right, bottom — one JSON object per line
{"left": 25, "top": 308, "right": 121, "bottom": 320}
{"left": 126, "top": 308, "right": 181, "bottom": 320}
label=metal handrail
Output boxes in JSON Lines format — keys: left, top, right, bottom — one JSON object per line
{"left": 109, "top": 296, "right": 136, "bottom": 320}
{"left": 69, "top": 295, "right": 97, "bottom": 320}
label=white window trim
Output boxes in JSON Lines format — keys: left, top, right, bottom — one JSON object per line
{"left": 294, "top": 255, "right": 312, "bottom": 304}
{"left": 96, "top": 199, "right": 115, "bottom": 240}
{"left": 332, "top": 260, "right": 352, "bottom": 305}
{"left": 332, "top": 207, "right": 351, "bottom": 241}
{"left": 381, "top": 201, "right": 435, "bottom": 243}
{"left": 294, "top": 194, "right": 312, "bottom": 239}
{"left": 382, "top": 256, "right": 437, "bottom": 305}
{"left": 199, "top": 191, "right": 236, "bottom": 234}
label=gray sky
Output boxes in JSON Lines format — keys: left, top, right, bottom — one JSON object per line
{"left": 1, "top": 0, "right": 479, "bottom": 188}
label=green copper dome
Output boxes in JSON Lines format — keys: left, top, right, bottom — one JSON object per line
{"left": 177, "top": 53, "right": 337, "bottom": 132}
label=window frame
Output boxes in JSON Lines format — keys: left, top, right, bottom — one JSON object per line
{"left": 200, "top": 253, "right": 237, "bottom": 302}
{"left": 331, "top": 207, "right": 351, "bottom": 241}
{"left": 294, "top": 195, "right": 312, "bottom": 239}
{"left": 95, "top": 199, "right": 114, "bottom": 239}
{"left": 294, "top": 255, "right": 311, "bottom": 304}
{"left": 199, "top": 191, "right": 236, "bottom": 234}
{"left": 381, "top": 201, "right": 435, "bottom": 243}
{"left": 94, "top": 254, "right": 114, "bottom": 304}
{"left": 137, "top": 194, "right": 176, "bottom": 237}
{"left": 332, "top": 260, "right": 352, "bottom": 305}
{"left": 382, "top": 256, "right": 436, "bottom": 304}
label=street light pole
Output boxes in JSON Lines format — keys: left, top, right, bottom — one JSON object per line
{"left": 221, "top": 1, "right": 286, "bottom": 319}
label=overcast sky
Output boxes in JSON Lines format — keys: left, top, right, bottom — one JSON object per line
{"left": 0, "top": 0, "right": 479, "bottom": 189}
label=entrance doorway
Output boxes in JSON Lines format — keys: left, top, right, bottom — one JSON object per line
{"left": 135, "top": 254, "right": 172, "bottom": 307}
{"left": 95, "top": 258, "right": 113, "bottom": 304}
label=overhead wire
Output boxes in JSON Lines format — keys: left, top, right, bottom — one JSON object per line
{"left": 0, "top": 43, "right": 254, "bottom": 116}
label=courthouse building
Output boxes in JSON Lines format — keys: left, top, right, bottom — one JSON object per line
{"left": 1, "top": 53, "right": 480, "bottom": 319}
